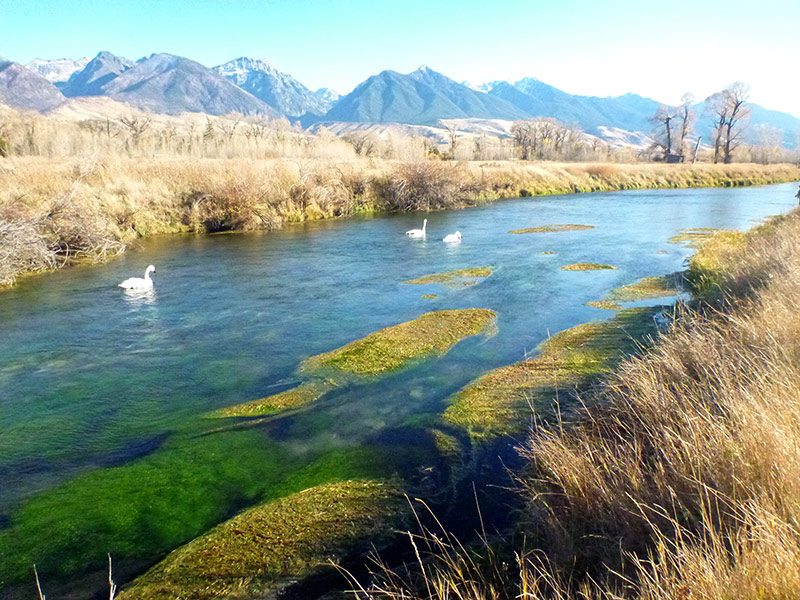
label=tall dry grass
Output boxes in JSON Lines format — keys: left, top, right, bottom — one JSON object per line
{"left": 1, "top": 152, "right": 798, "bottom": 286}
{"left": 347, "top": 211, "right": 800, "bottom": 599}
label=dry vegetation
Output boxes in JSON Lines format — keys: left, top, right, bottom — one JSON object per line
{"left": 1, "top": 105, "right": 798, "bottom": 287}
{"left": 349, "top": 211, "right": 800, "bottom": 598}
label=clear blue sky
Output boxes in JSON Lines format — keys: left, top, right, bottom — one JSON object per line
{"left": 3, "top": 0, "right": 798, "bottom": 115}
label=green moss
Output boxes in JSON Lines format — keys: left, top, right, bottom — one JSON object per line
{"left": 404, "top": 266, "right": 493, "bottom": 286}
{"left": 605, "top": 275, "right": 682, "bottom": 301}
{"left": 586, "top": 300, "right": 623, "bottom": 310}
{"left": 668, "top": 227, "right": 729, "bottom": 248}
{"left": 421, "top": 294, "right": 438, "bottom": 299}
{"left": 509, "top": 224, "right": 595, "bottom": 234}
{"left": 118, "top": 480, "right": 409, "bottom": 600}
{"left": 561, "top": 263, "right": 618, "bottom": 271}
{"left": 302, "top": 309, "right": 496, "bottom": 376}
{"left": 443, "top": 308, "right": 661, "bottom": 438}
{"left": 430, "top": 429, "right": 463, "bottom": 460}
{"left": 211, "top": 381, "right": 333, "bottom": 418}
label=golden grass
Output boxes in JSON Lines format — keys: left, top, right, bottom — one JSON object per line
{"left": 585, "top": 300, "right": 622, "bottom": 310}
{"left": 1, "top": 156, "right": 798, "bottom": 287}
{"left": 605, "top": 274, "right": 682, "bottom": 301}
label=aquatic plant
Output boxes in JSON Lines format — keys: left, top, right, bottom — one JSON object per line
{"left": 605, "top": 274, "right": 682, "bottom": 301}
{"left": 404, "top": 266, "right": 493, "bottom": 286}
{"left": 421, "top": 294, "right": 438, "bottom": 300}
{"left": 509, "top": 224, "right": 595, "bottom": 234}
{"left": 303, "top": 309, "right": 496, "bottom": 375}
{"left": 211, "top": 380, "right": 333, "bottom": 418}
{"left": 118, "top": 480, "right": 408, "bottom": 600}
{"left": 561, "top": 262, "right": 618, "bottom": 271}
{"left": 444, "top": 307, "right": 661, "bottom": 438}
{"left": 668, "top": 227, "right": 729, "bottom": 248}
{"left": 586, "top": 300, "right": 623, "bottom": 310}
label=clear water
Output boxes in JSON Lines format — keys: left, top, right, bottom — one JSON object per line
{"left": 0, "top": 183, "right": 796, "bottom": 585}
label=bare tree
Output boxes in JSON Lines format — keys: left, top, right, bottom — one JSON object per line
{"left": 706, "top": 82, "right": 750, "bottom": 163}
{"left": 119, "top": 116, "right": 151, "bottom": 145}
{"left": 677, "top": 92, "right": 696, "bottom": 158}
{"left": 650, "top": 104, "right": 679, "bottom": 158}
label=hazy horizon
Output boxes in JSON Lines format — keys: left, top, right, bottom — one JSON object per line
{"left": 3, "top": 0, "right": 799, "bottom": 116}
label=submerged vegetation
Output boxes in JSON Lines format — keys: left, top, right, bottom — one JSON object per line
{"left": 119, "top": 480, "right": 407, "bottom": 600}
{"left": 403, "top": 266, "right": 493, "bottom": 286}
{"left": 443, "top": 307, "right": 661, "bottom": 438}
{"left": 303, "top": 309, "right": 496, "bottom": 376}
{"left": 605, "top": 273, "right": 683, "bottom": 301}
{"left": 212, "top": 380, "right": 334, "bottom": 418}
{"left": 668, "top": 226, "right": 728, "bottom": 247}
{"left": 1, "top": 154, "right": 797, "bottom": 287}
{"left": 585, "top": 300, "right": 623, "bottom": 310}
{"left": 561, "top": 262, "right": 617, "bottom": 271}
{"left": 508, "top": 223, "right": 595, "bottom": 234}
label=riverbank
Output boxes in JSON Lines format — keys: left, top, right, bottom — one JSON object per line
{"left": 353, "top": 212, "right": 800, "bottom": 596}
{"left": 1, "top": 156, "right": 797, "bottom": 286}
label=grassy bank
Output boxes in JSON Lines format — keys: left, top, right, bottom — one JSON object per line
{"left": 351, "top": 211, "right": 800, "bottom": 597}
{"left": 1, "top": 156, "right": 797, "bottom": 286}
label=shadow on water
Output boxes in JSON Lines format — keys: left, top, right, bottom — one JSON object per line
{"left": 0, "top": 183, "right": 797, "bottom": 596}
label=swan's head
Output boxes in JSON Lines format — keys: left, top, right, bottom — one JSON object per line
{"left": 456, "top": 231, "right": 462, "bottom": 238}
{"left": 146, "top": 265, "right": 156, "bottom": 274}
{"left": 423, "top": 219, "right": 428, "bottom": 225}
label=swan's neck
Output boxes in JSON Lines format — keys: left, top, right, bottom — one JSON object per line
{"left": 422, "top": 221, "right": 427, "bottom": 232}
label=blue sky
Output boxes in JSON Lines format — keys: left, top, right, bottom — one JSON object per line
{"left": 3, "top": 0, "right": 799, "bottom": 115}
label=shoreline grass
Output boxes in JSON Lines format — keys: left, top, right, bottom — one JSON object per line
{"left": 1, "top": 157, "right": 797, "bottom": 287}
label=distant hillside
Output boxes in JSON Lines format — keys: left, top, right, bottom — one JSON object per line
{"left": 322, "top": 66, "right": 528, "bottom": 125}
{"left": 0, "top": 58, "right": 64, "bottom": 112}
{"left": 214, "top": 57, "right": 330, "bottom": 117}
{"left": 26, "top": 57, "right": 89, "bottom": 83}
{"left": 60, "top": 51, "right": 133, "bottom": 97}
{"left": 92, "top": 53, "right": 278, "bottom": 117}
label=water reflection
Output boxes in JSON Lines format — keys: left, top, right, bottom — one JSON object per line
{"left": 122, "top": 287, "right": 157, "bottom": 307}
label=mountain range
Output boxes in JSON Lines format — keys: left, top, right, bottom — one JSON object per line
{"left": 2, "top": 51, "right": 798, "bottom": 148}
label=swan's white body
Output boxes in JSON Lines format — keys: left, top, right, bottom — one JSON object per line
{"left": 119, "top": 265, "right": 156, "bottom": 290}
{"left": 443, "top": 231, "right": 462, "bottom": 243}
{"left": 406, "top": 219, "right": 427, "bottom": 238}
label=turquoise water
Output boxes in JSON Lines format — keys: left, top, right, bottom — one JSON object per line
{"left": 0, "top": 183, "right": 796, "bottom": 590}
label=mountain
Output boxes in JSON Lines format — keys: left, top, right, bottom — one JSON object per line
{"left": 60, "top": 51, "right": 133, "bottom": 97}
{"left": 321, "top": 66, "right": 528, "bottom": 125}
{"left": 84, "top": 53, "right": 278, "bottom": 117}
{"left": 26, "top": 57, "right": 89, "bottom": 83}
{"left": 0, "top": 58, "right": 65, "bottom": 112}
{"left": 314, "top": 87, "right": 340, "bottom": 107}
{"left": 214, "top": 57, "right": 328, "bottom": 116}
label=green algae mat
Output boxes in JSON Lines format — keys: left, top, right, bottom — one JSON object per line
{"left": 605, "top": 275, "right": 682, "bottom": 301}
{"left": 404, "top": 267, "right": 493, "bottom": 287}
{"left": 213, "top": 309, "right": 497, "bottom": 418}
{"left": 117, "top": 480, "right": 409, "bottom": 600}
{"left": 444, "top": 307, "right": 662, "bottom": 438}
{"left": 561, "top": 263, "right": 618, "bottom": 271}
{"left": 509, "top": 224, "right": 595, "bottom": 234}
{"left": 302, "top": 309, "right": 496, "bottom": 376}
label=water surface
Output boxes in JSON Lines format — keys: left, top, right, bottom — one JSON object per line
{"left": 0, "top": 183, "right": 796, "bottom": 586}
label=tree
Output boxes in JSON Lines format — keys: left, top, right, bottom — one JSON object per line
{"left": 650, "top": 104, "right": 678, "bottom": 157}
{"left": 676, "top": 92, "right": 696, "bottom": 158}
{"left": 706, "top": 82, "right": 750, "bottom": 163}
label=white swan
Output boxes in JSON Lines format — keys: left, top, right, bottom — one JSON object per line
{"left": 443, "top": 231, "right": 462, "bottom": 243}
{"left": 119, "top": 265, "right": 156, "bottom": 290}
{"left": 406, "top": 219, "right": 427, "bottom": 238}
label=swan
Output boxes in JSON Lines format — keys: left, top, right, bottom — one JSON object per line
{"left": 119, "top": 265, "right": 156, "bottom": 290}
{"left": 443, "top": 231, "right": 462, "bottom": 243}
{"left": 406, "top": 219, "right": 427, "bottom": 238}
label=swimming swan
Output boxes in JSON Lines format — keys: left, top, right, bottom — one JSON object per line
{"left": 406, "top": 219, "right": 427, "bottom": 238}
{"left": 119, "top": 265, "right": 156, "bottom": 290}
{"left": 443, "top": 231, "right": 462, "bottom": 243}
